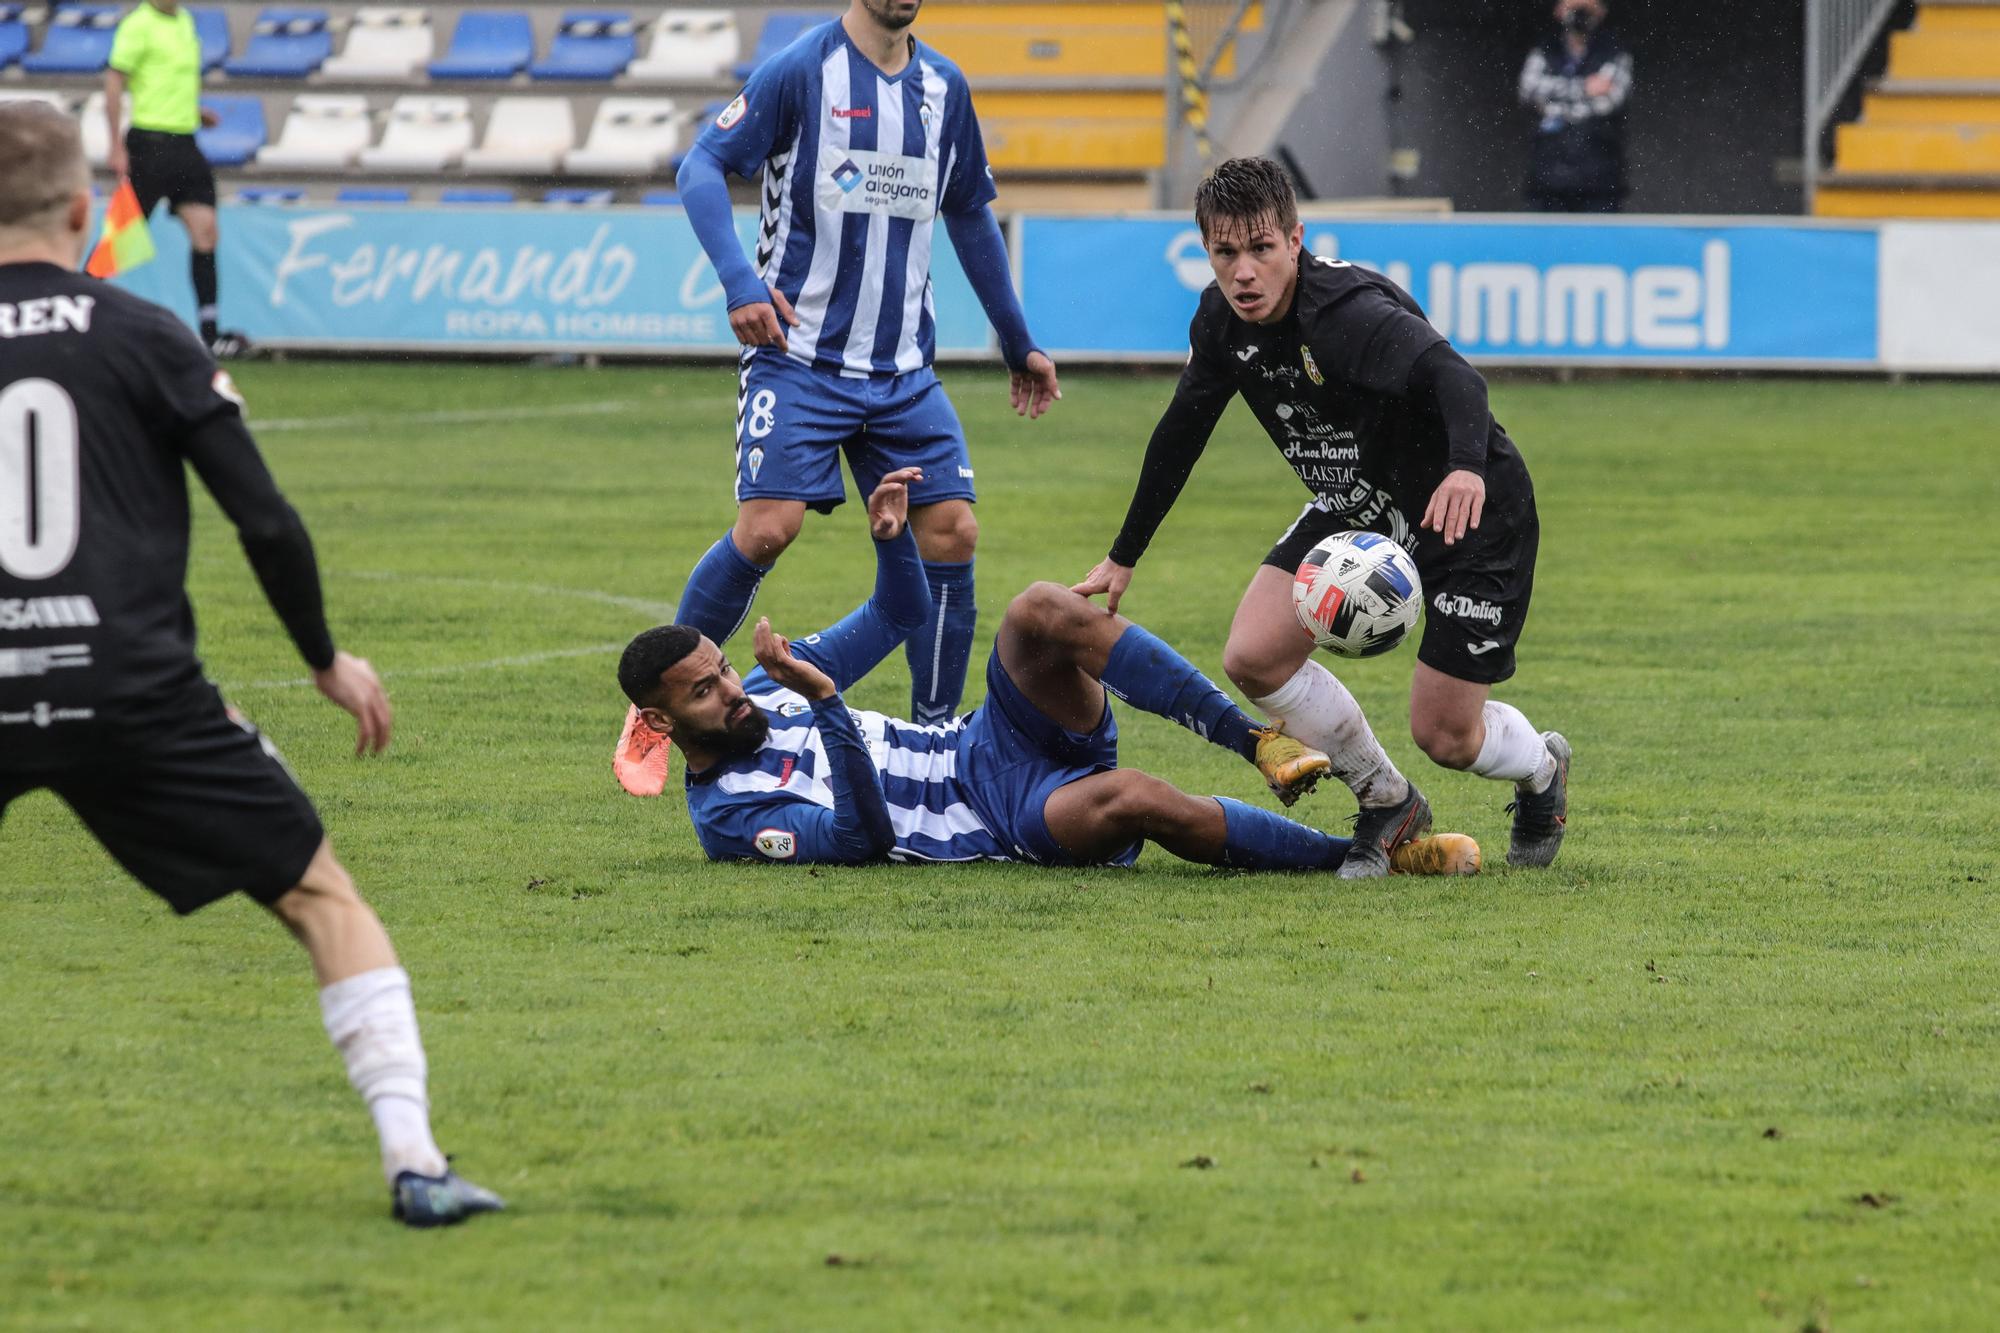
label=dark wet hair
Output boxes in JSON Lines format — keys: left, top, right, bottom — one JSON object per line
{"left": 1193, "top": 156, "right": 1299, "bottom": 242}
{"left": 618, "top": 624, "right": 704, "bottom": 707}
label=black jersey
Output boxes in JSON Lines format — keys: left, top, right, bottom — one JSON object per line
{"left": 1108, "top": 252, "right": 1535, "bottom": 571}
{"left": 0, "top": 262, "right": 330, "bottom": 747}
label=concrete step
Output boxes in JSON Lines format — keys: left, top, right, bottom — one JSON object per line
{"left": 1837, "top": 121, "right": 2000, "bottom": 169}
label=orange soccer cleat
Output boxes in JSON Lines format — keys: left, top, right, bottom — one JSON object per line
{"left": 613, "top": 704, "right": 672, "bottom": 797}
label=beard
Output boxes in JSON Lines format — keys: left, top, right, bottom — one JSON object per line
{"left": 863, "top": 0, "right": 920, "bottom": 31}
{"left": 684, "top": 704, "right": 770, "bottom": 758}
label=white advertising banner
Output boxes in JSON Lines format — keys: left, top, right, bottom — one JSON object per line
{"left": 1879, "top": 223, "right": 2000, "bottom": 372}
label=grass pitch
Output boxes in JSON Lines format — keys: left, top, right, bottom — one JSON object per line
{"left": 3, "top": 364, "right": 1998, "bottom": 1330}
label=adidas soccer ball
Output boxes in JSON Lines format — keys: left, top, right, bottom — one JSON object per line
{"left": 1292, "top": 531, "right": 1424, "bottom": 658}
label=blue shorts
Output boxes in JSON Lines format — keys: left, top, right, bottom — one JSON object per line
{"left": 957, "top": 649, "right": 1141, "bottom": 868}
{"left": 734, "top": 350, "right": 976, "bottom": 513}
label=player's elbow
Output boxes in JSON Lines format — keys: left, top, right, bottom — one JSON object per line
{"left": 236, "top": 501, "right": 307, "bottom": 550}
{"left": 676, "top": 144, "right": 723, "bottom": 193}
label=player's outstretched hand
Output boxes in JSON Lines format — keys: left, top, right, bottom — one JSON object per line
{"left": 753, "top": 617, "right": 837, "bottom": 702}
{"left": 867, "top": 466, "right": 921, "bottom": 541}
{"left": 1071, "top": 557, "right": 1134, "bottom": 614}
{"left": 312, "top": 651, "right": 393, "bottom": 756}
{"left": 1010, "top": 352, "right": 1061, "bottom": 420}
{"left": 1423, "top": 469, "right": 1487, "bottom": 547}
{"left": 729, "top": 287, "right": 800, "bottom": 353}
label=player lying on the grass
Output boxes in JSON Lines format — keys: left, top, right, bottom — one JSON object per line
{"left": 617, "top": 468, "right": 1479, "bottom": 873}
{"left": 0, "top": 104, "right": 499, "bottom": 1228}
{"left": 1074, "top": 156, "right": 1571, "bottom": 878}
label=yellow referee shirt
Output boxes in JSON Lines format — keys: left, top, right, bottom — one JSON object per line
{"left": 108, "top": 2, "right": 201, "bottom": 135}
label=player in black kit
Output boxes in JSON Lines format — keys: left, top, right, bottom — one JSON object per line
{"left": 0, "top": 103, "right": 500, "bottom": 1226}
{"left": 1074, "top": 157, "right": 1570, "bottom": 876}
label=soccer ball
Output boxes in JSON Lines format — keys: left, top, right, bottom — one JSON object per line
{"left": 1292, "top": 531, "right": 1423, "bottom": 658}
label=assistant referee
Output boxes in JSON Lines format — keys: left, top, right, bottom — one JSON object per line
{"left": 103, "top": 0, "right": 245, "bottom": 355}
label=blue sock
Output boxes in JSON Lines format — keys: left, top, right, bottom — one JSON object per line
{"left": 1214, "top": 798, "right": 1352, "bottom": 870}
{"left": 675, "top": 532, "right": 769, "bottom": 644}
{"left": 906, "top": 558, "right": 975, "bottom": 725}
{"left": 1101, "top": 624, "right": 1261, "bottom": 762}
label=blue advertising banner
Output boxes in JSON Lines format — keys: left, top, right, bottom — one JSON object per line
{"left": 112, "top": 205, "right": 993, "bottom": 356}
{"left": 1020, "top": 216, "right": 1881, "bottom": 366}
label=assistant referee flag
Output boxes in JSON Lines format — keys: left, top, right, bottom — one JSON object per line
{"left": 86, "top": 178, "right": 156, "bottom": 278}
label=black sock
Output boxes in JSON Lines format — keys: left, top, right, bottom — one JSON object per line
{"left": 192, "top": 250, "right": 218, "bottom": 341}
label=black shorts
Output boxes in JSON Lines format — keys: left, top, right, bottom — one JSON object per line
{"left": 1263, "top": 497, "right": 1540, "bottom": 687}
{"left": 0, "top": 685, "right": 323, "bottom": 915}
{"left": 126, "top": 128, "right": 217, "bottom": 219}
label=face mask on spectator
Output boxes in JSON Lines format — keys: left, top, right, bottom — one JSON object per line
{"left": 1563, "top": 8, "right": 1597, "bottom": 33}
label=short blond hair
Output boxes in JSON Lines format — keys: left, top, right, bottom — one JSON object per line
{"left": 0, "top": 102, "right": 89, "bottom": 234}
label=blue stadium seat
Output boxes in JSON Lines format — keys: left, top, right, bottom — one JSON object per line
{"left": 223, "top": 8, "right": 331, "bottom": 78}
{"left": 640, "top": 189, "right": 680, "bottom": 206}
{"left": 0, "top": 5, "right": 30, "bottom": 71}
{"left": 529, "top": 11, "right": 635, "bottom": 81}
{"left": 542, "top": 187, "right": 613, "bottom": 206}
{"left": 428, "top": 10, "right": 532, "bottom": 79}
{"left": 191, "top": 6, "right": 229, "bottom": 71}
{"left": 440, "top": 187, "right": 516, "bottom": 203}
{"left": 197, "top": 95, "right": 266, "bottom": 166}
{"left": 734, "top": 11, "right": 815, "bottom": 79}
{"left": 238, "top": 185, "right": 307, "bottom": 204}
{"left": 21, "top": 5, "right": 122, "bottom": 74}
{"left": 337, "top": 186, "right": 410, "bottom": 203}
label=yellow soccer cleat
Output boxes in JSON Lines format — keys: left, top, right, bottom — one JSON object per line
{"left": 1253, "top": 724, "right": 1331, "bottom": 808}
{"left": 1389, "top": 832, "right": 1482, "bottom": 876}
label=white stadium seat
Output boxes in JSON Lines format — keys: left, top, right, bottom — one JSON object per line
{"left": 322, "top": 6, "right": 433, "bottom": 82}
{"left": 77, "top": 90, "right": 132, "bottom": 167}
{"left": 563, "top": 97, "right": 681, "bottom": 175}
{"left": 625, "top": 8, "right": 738, "bottom": 83}
{"left": 256, "top": 94, "right": 374, "bottom": 169}
{"left": 462, "top": 96, "right": 576, "bottom": 174}
{"left": 359, "top": 94, "right": 473, "bottom": 170}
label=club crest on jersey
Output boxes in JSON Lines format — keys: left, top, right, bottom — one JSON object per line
{"left": 747, "top": 445, "right": 765, "bottom": 480}
{"left": 920, "top": 103, "right": 935, "bottom": 129}
{"left": 716, "top": 94, "right": 747, "bottom": 130}
{"left": 1301, "top": 346, "right": 1324, "bottom": 386}
{"left": 754, "top": 828, "right": 797, "bottom": 860}
{"left": 211, "top": 369, "right": 245, "bottom": 408}
{"left": 777, "top": 699, "right": 810, "bottom": 718}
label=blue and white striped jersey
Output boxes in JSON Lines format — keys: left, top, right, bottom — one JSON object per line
{"left": 685, "top": 678, "right": 1010, "bottom": 863}
{"left": 694, "top": 20, "right": 997, "bottom": 377}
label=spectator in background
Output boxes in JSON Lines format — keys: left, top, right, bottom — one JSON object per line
{"left": 1518, "top": 0, "right": 1633, "bottom": 213}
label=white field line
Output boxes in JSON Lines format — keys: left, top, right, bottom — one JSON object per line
{"left": 219, "top": 571, "right": 674, "bottom": 690}
{"left": 254, "top": 400, "right": 637, "bottom": 432}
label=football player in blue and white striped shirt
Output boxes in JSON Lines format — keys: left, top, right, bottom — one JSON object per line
{"left": 665, "top": 0, "right": 1057, "bottom": 741}
{"left": 618, "top": 469, "right": 1481, "bottom": 875}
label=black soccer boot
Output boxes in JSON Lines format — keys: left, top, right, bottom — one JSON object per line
{"left": 392, "top": 1165, "right": 506, "bottom": 1228}
{"left": 1337, "top": 781, "right": 1433, "bottom": 880}
{"left": 208, "top": 330, "right": 253, "bottom": 360}
{"left": 1505, "top": 732, "right": 1571, "bottom": 868}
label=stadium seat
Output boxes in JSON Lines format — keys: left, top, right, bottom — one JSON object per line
{"left": 640, "top": 188, "right": 681, "bottom": 205}
{"left": 322, "top": 6, "right": 432, "bottom": 81}
{"left": 77, "top": 90, "right": 128, "bottom": 166}
{"left": 462, "top": 95, "right": 575, "bottom": 173}
{"left": 529, "top": 10, "right": 636, "bottom": 81}
{"left": 224, "top": 9, "right": 332, "bottom": 79}
{"left": 238, "top": 185, "right": 306, "bottom": 203}
{"left": 359, "top": 93, "right": 472, "bottom": 170}
{"left": 427, "top": 9, "right": 531, "bottom": 79}
{"left": 0, "top": 5, "right": 31, "bottom": 71}
{"left": 734, "top": 11, "right": 814, "bottom": 78}
{"left": 21, "top": 5, "right": 121, "bottom": 74}
{"left": 625, "top": 8, "right": 738, "bottom": 83}
{"left": 256, "top": 93, "right": 373, "bottom": 169}
{"left": 337, "top": 185, "right": 410, "bottom": 202}
{"left": 564, "top": 96, "right": 680, "bottom": 174}
{"left": 543, "top": 187, "right": 614, "bottom": 205}
{"left": 440, "top": 186, "right": 515, "bottom": 203}
{"left": 191, "top": 6, "right": 229, "bottom": 71}
{"left": 197, "top": 94, "right": 268, "bottom": 166}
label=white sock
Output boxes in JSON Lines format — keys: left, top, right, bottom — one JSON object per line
{"left": 319, "top": 966, "right": 448, "bottom": 1184}
{"left": 1252, "top": 661, "right": 1410, "bottom": 808}
{"left": 1468, "top": 700, "right": 1557, "bottom": 791}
